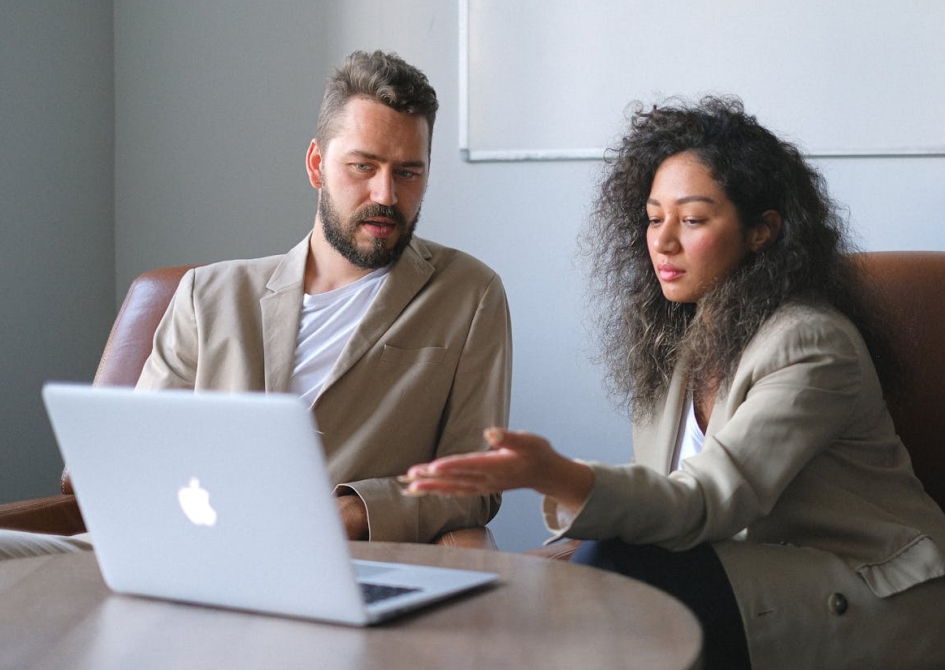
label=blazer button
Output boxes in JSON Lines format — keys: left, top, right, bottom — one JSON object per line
{"left": 827, "top": 593, "right": 848, "bottom": 615}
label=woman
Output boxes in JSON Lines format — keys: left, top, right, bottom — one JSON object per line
{"left": 403, "top": 97, "right": 945, "bottom": 669}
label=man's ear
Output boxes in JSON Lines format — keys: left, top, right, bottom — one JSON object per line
{"left": 306, "top": 139, "right": 323, "bottom": 189}
{"left": 750, "top": 210, "right": 782, "bottom": 252}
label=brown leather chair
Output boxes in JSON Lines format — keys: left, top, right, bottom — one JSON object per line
{"left": 530, "top": 251, "right": 945, "bottom": 560}
{"left": 0, "top": 265, "right": 497, "bottom": 550}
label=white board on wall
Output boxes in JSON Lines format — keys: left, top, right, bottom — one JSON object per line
{"left": 460, "top": 0, "right": 945, "bottom": 161}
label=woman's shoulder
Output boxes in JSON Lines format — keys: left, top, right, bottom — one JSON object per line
{"left": 745, "top": 301, "right": 868, "bottom": 366}
{"left": 759, "top": 301, "right": 858, "bottom": 339}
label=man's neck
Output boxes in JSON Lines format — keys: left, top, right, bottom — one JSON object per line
{"left": 304, "top": 222, "right": 374, "bottom": 295}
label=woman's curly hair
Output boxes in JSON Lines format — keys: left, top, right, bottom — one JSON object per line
{"left": 582, "top": 96, "right": 892, "bottom": 420}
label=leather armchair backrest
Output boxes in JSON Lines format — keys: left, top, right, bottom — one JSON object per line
{"left": 64, "top": 254, "right": 945, "bottom": 512}
{"left": 93, "top": 266, "right": 196, "bottom": 387}
{"left": 60, "top": 265, "right": 195, "bottom": 494}
{"left": 855, "top": 251, "right": 945, "bottom": 510}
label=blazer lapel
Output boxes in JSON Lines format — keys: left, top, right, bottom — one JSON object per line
{"left": 316, "top": 238, "right": 434, "bottom": 399}
{"left": 659, "top": 369, "right": 690, "bottom": 473}
{"left": 261, "top": 236, "right": 309, "bottom": 393}
{"left": 634, "top": 366, "right": 689, "bottom": 474}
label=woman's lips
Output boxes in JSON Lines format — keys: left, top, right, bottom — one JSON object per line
{"left": 657, "top": 263, "right": 684, "bottom": 281}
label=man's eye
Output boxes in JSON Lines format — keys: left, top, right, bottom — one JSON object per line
{"left": 396, "top": 169, "right": 421, "bottom": 179}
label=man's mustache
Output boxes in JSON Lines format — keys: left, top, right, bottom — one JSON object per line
{"left": 356, "top": 204, "right": 407, "bottom": 228}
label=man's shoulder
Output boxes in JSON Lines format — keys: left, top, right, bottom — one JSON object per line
{"left": 189, "top": 235, "right": 309, "bottom": 285}
{"left": 193, "top": 252, "right": 285, "bottom": 277}
{"left": 408, "top": 236, "right": 499, "bottom": 281}
{"left": 184, "top": 250, "right": 292, "bottom": 299}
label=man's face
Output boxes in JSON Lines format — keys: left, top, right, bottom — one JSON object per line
{"left": 307, "top": 97, "right": 430, "bottom": 269}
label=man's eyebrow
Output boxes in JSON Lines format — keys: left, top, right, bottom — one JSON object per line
{"left": 346, "top": 149, "right": 427, "bottom": 169}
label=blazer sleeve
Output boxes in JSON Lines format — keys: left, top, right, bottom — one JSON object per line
{"left": 548, "top": 307, "right": 866, "bottom": 549}
{"left": 136, "top": 269, "right": 200, "bottom": 390}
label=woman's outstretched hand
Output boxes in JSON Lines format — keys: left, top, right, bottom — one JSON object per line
{"left": 400, "top": 428, "right": 594, "bottom": 510}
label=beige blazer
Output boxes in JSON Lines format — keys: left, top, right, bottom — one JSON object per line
{"left": 138, "top": 235, "right": 511, "bottom": 543}
{"left": 547, "top": 303, "right": 945, "bottom": 669}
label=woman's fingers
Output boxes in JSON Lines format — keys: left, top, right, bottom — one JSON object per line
{"left": 400, "top": 468, "right": 494, "bottom": 497}
{"left": 400, "top": 428, "right": 555, "bottom": 496}
{"left": 401, "top": 477, "right": 487, "bottom": 497}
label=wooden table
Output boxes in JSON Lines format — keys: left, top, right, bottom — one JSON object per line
{"left": 0, "top": 543, "right": 702, "bottom": 670}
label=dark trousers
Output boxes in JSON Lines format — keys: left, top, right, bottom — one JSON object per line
{"left": 571, "top": 539, "right": 751, "bottom": 670}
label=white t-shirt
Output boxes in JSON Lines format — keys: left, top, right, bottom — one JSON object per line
{"left": 288, "top": 266, "right": 390, "bottom": 407}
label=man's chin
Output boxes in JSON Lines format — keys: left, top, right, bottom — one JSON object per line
{"left": 354, "top": 236, "right": 411, "bottom": 269}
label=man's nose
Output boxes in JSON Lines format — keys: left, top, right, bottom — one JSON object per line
{"left": 370, "top": 170, "right": 397, "bottom": 206}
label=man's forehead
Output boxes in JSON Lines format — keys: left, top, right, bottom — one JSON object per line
{"left": 326, "top": 100, "right": 430, "bottom": 163}
{"left": 345, "top": 98, "right": 427, "bottom": 131}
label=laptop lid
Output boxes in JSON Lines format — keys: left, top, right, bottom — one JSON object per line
{"left": 41, "top": 383, "right": 497, "bottom": 625}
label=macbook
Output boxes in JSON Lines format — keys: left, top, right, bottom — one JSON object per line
{"left": 41, "top": 383, "right": 498, "bottom": 625}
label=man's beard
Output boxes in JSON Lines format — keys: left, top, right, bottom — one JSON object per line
{"left": 319, "top": 187, "right": 418, "bottom": 270}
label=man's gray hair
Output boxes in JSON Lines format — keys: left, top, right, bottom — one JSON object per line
{"left": 315, "top": 50, "right": 438, "bottom": 153}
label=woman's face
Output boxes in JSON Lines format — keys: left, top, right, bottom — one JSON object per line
{"left": 645, "top": 152, "right": 765, "bottom": 304}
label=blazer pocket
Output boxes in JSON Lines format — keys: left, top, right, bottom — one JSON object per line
{"left": 380, "top": 344, "right": 447, "bottom": 366}
{"left": 856, "top": 534, "right": 945, "bottom": 598}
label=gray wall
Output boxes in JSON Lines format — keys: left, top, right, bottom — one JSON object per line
{"left": 4, "top": 1, "right": 944, "bottom": 552}
{"left": 1, "top": 1, "right": 115, "bottom": 502}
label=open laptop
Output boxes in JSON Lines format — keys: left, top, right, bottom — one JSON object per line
{"left": 41, "top": 382, "right": 498, "bottom": 626}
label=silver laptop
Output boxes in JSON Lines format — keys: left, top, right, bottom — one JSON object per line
{"left": 41, "top": 383, "right": 498, "bottom": 626}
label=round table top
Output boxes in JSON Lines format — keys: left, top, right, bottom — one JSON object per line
{"left": 0, "top": 542, "right": 702, "bottom": 670}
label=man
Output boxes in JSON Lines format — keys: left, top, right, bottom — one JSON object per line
{"left": 0, "top": 50, "right": 510, "bottom": 557}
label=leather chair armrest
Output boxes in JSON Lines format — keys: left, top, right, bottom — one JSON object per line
{"left": 524, "top": 538, "right": 581, "bottom": 561}
{"left": 433, "top": 526, "right": 498, "bottom": 550}
{"left": 0, "top": 494, "right": 86, "bottom": 536}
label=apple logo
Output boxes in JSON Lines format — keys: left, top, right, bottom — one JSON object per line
{"left": 177, "top": 478, "right": 218, "bottom": 527}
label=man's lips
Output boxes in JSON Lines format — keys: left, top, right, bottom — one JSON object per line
{"left": 657, "top": 263, "right": 684, "bottom": 281}
{"left": 361, "top": 218, "right": 397, "bottom": 239}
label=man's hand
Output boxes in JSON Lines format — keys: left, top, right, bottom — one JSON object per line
{"left": 336, "top": 493, "right": 369, "bottom": 540}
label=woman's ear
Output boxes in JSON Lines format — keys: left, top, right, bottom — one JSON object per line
{"left": 749, "top": 210, "right": 782, "bottom": 251}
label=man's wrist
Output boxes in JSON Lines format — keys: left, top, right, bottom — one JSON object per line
{"left": 336, "top": 490, "right": 370, "bottom": 540}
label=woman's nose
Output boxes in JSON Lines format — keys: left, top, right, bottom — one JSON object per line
{"left": 650, "top": 220, "right": 679, "bottom": 254}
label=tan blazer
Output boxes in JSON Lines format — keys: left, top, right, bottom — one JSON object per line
{"left": 138, "top": 235, "right": 511, "bottom": 543}
{"left": 547, "top": 303, "right": 945, "bottom": 669}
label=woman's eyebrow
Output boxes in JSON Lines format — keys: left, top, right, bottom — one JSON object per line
{"left": 647, "top": 195, "right": 716, "bottom": 206}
